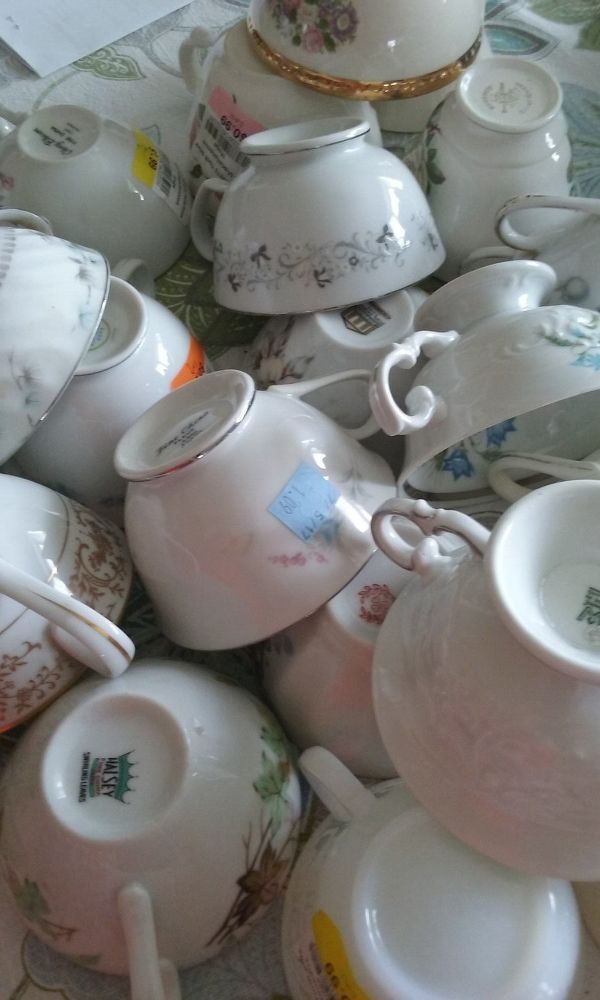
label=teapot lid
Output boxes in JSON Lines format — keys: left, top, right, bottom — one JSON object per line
{"left": 114, "top": 370, "right": 255, "bottom": 481}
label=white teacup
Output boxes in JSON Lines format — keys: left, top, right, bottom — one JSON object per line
{"left": 424, "top": 57, "right": 572, "bottom": 280}
{"left": 0, "top": 104, "right": 191, "bottom": 276}
{"left": 191, "top": 116, "right": 445, "bottom": 314}
{"left": 17, "top": 276, "right": 209, "bottom": 524}
{"left": 0, "top": 475, "right": 134, "bottom": 724}
{"left": 0, "top": 658, "right": 301, "bottom": 981}
{"left": 282, "top": 748, "right": 581, "bottom": 1000}
{"left": 473, "top": 193, "right": 600, "bottom": 311}
{"left": 180, "top": 19, "right": 382, "bottom": 188}
{"left": 223, "top": 286, "right": 426, "bottom": 428}
{"left": 262, "top": 549, "right": 412, "bottom": 778}
{"left": 115, "top": 369, "right": 395, "bottom": 649}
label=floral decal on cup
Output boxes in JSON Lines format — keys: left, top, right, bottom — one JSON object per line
{"left": 429, "top": 420, "right": 519, "bottom": 482}
{"left": 205, "top": 720, "right": 299, "bottom": 950}
{"left": 541, "top": 310, "right": 600, "bottom": 369}
{"left": 266, "top": 0, "right": 359, "bottom": 54}
{"left": 215, "top": 216, "right": 439, "bottom": 297}
{"left": 357, "top": 582, "right": 395, "bottom": 625}
{"left": 251, "top": 320, "right": 315, "bottom": 387}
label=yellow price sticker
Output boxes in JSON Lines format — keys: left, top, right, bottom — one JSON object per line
{"left": 312, "top": 910, "right": 373, "bottom": 1000}
{"left": 132, "top": 129, "right": 160, "bottom": 188}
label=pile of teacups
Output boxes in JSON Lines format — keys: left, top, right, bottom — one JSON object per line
{"left": 1, "top": 3, "right": 600, "bottom": 996}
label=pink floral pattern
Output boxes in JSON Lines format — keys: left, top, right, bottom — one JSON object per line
{"left": 266, "top": 0, "right": 359, "bottom": 54}
{"left": 357, "top": 582, "right": 394, "bottom": 625}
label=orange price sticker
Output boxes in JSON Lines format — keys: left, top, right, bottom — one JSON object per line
{"left": 170, "top": 337, "right": 206, "bottom": 390}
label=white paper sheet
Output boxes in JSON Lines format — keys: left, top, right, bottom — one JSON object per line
{"left": 0, "top": 0, "right": 189, "bottom": 77}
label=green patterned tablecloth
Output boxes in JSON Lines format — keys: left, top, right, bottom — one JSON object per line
{"left": 1, "top": 2, "right": 600, "bottom": 997}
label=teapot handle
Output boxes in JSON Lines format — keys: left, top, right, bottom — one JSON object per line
{"left": 268, "top": 368, "right": 380, "bottom": 440}
{"left": 495, "top": 193, "right": 600, "bottom": 252}
{"left": 371, "top": 497, "right": 490, "bottom": 580}
{"left": 190, "top": 177, "right": 229, "bottom": 261}
{"left": 368, "top": 330, "right": 459, "bottom": 436}
{"left": 300, "top": 747, "right": 376, "bottom": 823}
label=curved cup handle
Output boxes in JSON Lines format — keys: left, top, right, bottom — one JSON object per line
{"left": 267, "top": 369, "right": 379, "bottom": 440}
{"left": 0, "top": 557, "right": 134, "bottom": 678}
{"left": 488, "top": 449, "right": 600, "bottom": 503}
{"left": 113, "top": 258, "right": 155, "bottom": 299}
{"left": 118, "top": 883, "right": 181, "bottom": 1000}
{"left": 369, "top": 329, "right": 459, "bottom": 436}
{"left": 190, "top": 177, "right": 229, "bottom": 261}
{"left": 459, "top": 244, "right": 528, "bottom": 274}
{"left": 0, "top": 208, "right": 53, "bottom": 234}
{"left": 299, "top": 747, "right": 376, "bottom": 823}
{"left": 495, "top": 193, "right": 600, "bottom": 252}
{"left": 179, "top": 25, "right": 216, "bottom": 93}
{"left": 371, "top": 496, "right": 490, "bottom": 581}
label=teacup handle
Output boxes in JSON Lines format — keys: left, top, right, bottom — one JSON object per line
{"left": 368, "top": 329, "right": 459, "bottom": 436}
{"left": 0, "top": 208, "right": 53, "bottom": 234}
{"left": 190, "top": 177, "right": 229, "bottom": 261}
{"left": 113, "top": 259, "right": 155, "bottom": 299}
{"left": 179, "top": 25, "right": 219, "bottom": 94}
{"left": 488, "top": 449, "right": 600, "bottom": 503}
{"left": 0, "top": 557, "right": 134, "bottom": 678}
{"left": 496, "top": 193, "right": 600, "bottom": 252}
{"left": 268, "top": 369, "right": 380, "bottom": 440}
{"left": 118, "top": 883, "right": 181, "bottom": 1000}
{"left": 460, "top": 244, "right": 529, "bottom": 273}
{"left": 300, "top": 747, "right": 376, "bottom": 823}
{"left": 371, "top": 496, "right": 490, "bottom": 580}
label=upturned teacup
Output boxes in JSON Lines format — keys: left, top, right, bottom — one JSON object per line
{"left": 114, "top": 369, "right": 395, "bottom": 649}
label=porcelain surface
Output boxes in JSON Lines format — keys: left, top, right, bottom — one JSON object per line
{"left": 0, "top": 658, "right": 302, "bottom": 973}
{"left": 115, "top": 370, "right": 395, "bottom": 649}
{"left": 191, "top": 117, "right": 445, "bottom": 314}
{"left": 16, "top": 277, "right": 208, "bottom": 524}
{"left": 0, "top": 104, "right": 191, "bottom": 276}
{"left": 282, "top": 750, "right": 581, "bottom": 999}
{"left": 0, "top": 475, "right": 133, "bottom": 730}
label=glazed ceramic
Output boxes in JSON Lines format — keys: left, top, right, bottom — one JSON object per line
{"left": 262, "top": 549, "right": 412, "bottom": 778}
{"left": 487, "top": 448, "right": 600, "bottom": 503}
{"left": 371, "top": 486, "right": 600, "bottom": 878}
{"left": 17, "top": 276, "right": 208, "bottom": 524}
{"left": 0, "top": 658, "right": 302, "bottom": 975}
{"left": 114, "top": 369, "right": 394, "bottom": 649}
{"left": 282, "top": 748, "right": 581, "bottom": 999}
{"left": 0, "top": 219, "right": 109, "bottom": 464}
{"left": 0, "top": 104, "right": 191, "bottom": 276}
{"left": 424, "top": 57, "right": 571, "bottom": 280}
{"left": 0, "top": 474, "right": 134, "bottom": 730}
{"left": 369, "top": 305, "right": 600, "bottom": 498}
{"left": 190, "top": 117, "right": 445, "bottom": 314}
{"left": 227, "top": 286, "right": 426, "bottom": 428}
{"left": 489, "top": 193, "right": 600, "bottom": 310}
{"left": 180, "top": 19, "right": 381, "bottom": 187}
{"left": 247, "top": 0, "right": 482, "bottom": 101}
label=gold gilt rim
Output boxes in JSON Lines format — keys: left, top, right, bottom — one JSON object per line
{"left": 247, "top": 20, "right": 482, "bottom": 101}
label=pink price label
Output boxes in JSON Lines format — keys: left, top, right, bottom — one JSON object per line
{"left": 207, "top": 86, "right": 264, "bottom": 142}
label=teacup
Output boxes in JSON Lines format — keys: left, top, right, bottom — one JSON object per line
{"left": 282, "top": 748, "right": 581, "bottom": 1000}
{"left": 180, "top": 19, "right": 382, "bottom": 188}
{"left": 369, "top": 305, "right": 600, "bottom": 498}
{"left": 487, "top": 448, "right": 600, "bottom": 503}
{"left": 0, "top": 658, "right": 302, "bottom": 979}
{"left": 262, "top": 549, "right": 413, "bottom": 778}
{"left": 423, "top": 57, "right": 572, "bottom": 280}
{"left": 0, "top": 104, "right": 191, "bottom": 275}
{"left": 224, "top": 286, "right": 426, "bottom": 428}
{"left": 247, "top": 0, "right": 483, "bottom": 102}
{"left": 190, "top": 116, "right": 445, "bottom": 314}
{"left": 114, "top": 369, "right": 395, "bottom": 649}
{"left": 475, "top": 193, "right": 600, "bottom": 311}
{"left": 0, "top": 214, "right": 109, "bottom": 464}
{"left": 0, "top": 474, "right": 134, "bottom": 732}
{"left": 16, "top": 276, "right": 209, "bottom": 524}
{"left": 371, "top": 484, "right": 600, "bottom": 878}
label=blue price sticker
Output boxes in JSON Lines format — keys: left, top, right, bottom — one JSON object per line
{"left": 268, "top": 463, "right": 341, "bottom": 543}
